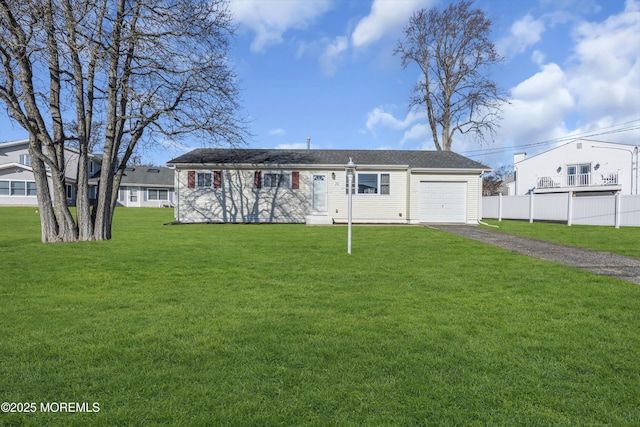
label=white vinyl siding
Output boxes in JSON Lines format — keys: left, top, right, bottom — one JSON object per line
{"left": 332, "top": 171, "right": 406, "bottom": 223}
{"left": 177, "top": 169, "right": 310, "bottom": 223}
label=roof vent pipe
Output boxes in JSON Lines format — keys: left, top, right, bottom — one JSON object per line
{"left": 307, "top": 136, "right": 311, "bottom": 150}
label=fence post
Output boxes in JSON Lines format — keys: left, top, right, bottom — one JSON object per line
{"left": 529, "top": 192, "right": 534, "bottom": 223}
{"left": 567, "top": 191, "right": 573, "bottom": 226}
{"left": 615, "top": 192, "right": 621, "bottom": 229}
{"left": 498, "top": 193, "right": 502, "bottom": 222}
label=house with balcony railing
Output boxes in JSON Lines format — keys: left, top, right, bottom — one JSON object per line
{"left": 507, "top": 139, "right": 638, "bottom": 196}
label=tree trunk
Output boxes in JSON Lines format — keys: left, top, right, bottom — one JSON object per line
{"left": 30, "top": 143, "right": 78, "bottom": 243}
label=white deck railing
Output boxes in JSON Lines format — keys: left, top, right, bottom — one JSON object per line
{"left": 536, "top": 172, "right": 619, "bottom": 189}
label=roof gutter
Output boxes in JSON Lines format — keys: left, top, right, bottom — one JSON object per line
{"left": 166, "top": 162, "right": 410, "bottom": 171}
{"left": 410, "top": 167, "right": 491, "bottom": 174}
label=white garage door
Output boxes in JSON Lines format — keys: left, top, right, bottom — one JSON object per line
{"left": 420, "top": 181, "right": 467, "bottom": 223}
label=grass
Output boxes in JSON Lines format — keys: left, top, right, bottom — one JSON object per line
{"left": 1, "top": 207, "right": 639, "bottom": 425}
{"left": 480, "top": 219, "right": 640, "bottom": 258}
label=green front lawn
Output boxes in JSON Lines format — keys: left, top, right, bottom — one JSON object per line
{"left": 1, "top": 207, "right": 639, "bottom": 425}
{"left": 481, "top": 219, "right": 640, "bottom": 258}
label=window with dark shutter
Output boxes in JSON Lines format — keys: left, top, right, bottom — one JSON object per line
{"left": 188, "top": 170, "right": 195, "bottom": 188}
{"left": 214, "top": 171, "right": 221, "bottom": 189}
{"left": 292, "top": 171, "right": 299, "bottom": 189}
{"left": 254, "top": 171, "right": 262, "bottom": 188}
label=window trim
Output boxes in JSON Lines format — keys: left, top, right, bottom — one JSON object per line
{"left": 345, "top": 172, "right": 391, "bottom": 195}
{"left": 0, "top": 180, "right": 9, "bottom": 196}
{"left": 148, "top": 188, "right": 169, "bottom": 201}
{"left": 196, "top": 171, "right": 213, "bottom": 188}
{"left": 26, "top": 181, "right": 37, "bottom": 196}
{"left": 0, "top": 179, "right": 37, "bottom": 197}
{"left": 188, "top": 170, "right": 221, "bottom": 189}
{"left": 262, "top": 171, "right": 293, "bottom": 189}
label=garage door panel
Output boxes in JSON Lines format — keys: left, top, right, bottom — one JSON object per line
{"left": 420, "top": 181, "right": 467, "bottom": 223}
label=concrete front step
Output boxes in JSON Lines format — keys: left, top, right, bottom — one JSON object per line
{"left": 305, "top": 215, "right": 334, "bottom": 225}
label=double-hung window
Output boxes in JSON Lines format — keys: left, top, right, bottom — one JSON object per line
{"left": 263, "top": 171, "right": 291, "bottom": 188}
{"left": 148, "top": 188, "right": 169, "bottom": 201}
{"left": 187, "top": 170, "right": 221, "bottom": 189}
{"left": 11, "top": 181, "right": 26, "bottom": 196}
{"left": 196, "top": 171, "right": 212, "bottom": 188}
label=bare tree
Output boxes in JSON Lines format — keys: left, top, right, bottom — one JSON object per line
{"left": 483, "top": 165, "right": 513, "bottom": 196}
{"left": 394, "top": 1, "right": 507, "bottom": 151}
{"left": 0, "top": 0, "right": 246, "bottom": 242}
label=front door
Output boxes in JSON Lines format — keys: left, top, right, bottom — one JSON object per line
{"left": 312, "top": 174, "right": 327, "bottom": 213}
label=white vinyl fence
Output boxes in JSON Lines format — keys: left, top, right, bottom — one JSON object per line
{"left": 482, "top": 193, "right": 640, "bottom": 227}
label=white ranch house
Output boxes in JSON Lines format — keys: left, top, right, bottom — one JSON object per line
{"left": 167, "top": 148, "right": 490, "bottom": 225}
{"left": 508, "top": 139, "right": 639, "bottom": 196}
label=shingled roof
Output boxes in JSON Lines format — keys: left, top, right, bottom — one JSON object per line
{"left": 89, "top": 166, "right": 174, "bottom": 186}
{"left": 167, "top": 148, "right": 489, "bottom": 170}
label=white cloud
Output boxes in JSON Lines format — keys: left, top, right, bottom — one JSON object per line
{"left": 319, "top": 36, "right": 349, "bottom": 76}
{"left": 365, "top": 106, "right": 422, "bottom": 133}
{"left": 269, "top": 128, "right": 287, "bottom": 136}
{"left": 351, "top": 0, "right": 432, "bottom": 48}
{"left": 400, "top": 123, "right": 430, "bottom": 146}
{"left": 230, "top": 0, "right": 332, "bottom": 52}
{"left": 497, "top": 14, "right": 546, "bottom": 57}
{"left": 497, "top": 62, "right": 574, "bottom": 147}
{"left": 511, "top": 62, "right": 567, "bottom": 100}
{"left": 365, "top": 106, "right": 430, "bottom": 146}
{"left": 531, "top": 50, "right": 546, "bottom": 65}
{"left": 567, "top": 0, "right": 640, "bottom": 122}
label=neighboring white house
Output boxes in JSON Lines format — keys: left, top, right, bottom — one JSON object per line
{"left": 0, "top": 139, "right": 100, "bottom": 206}
{"left": 508, "top": 139, "right": 639, "bottom": 196}
{"left": 1, "top": 138, "right": 175, "bottom": 207}
{"left": 166, "top": 148, "right": 490, "bottom": 225}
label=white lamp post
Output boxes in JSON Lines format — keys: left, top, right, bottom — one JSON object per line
{"left": 346, "top": 158, "right": 356, "bottom": 254}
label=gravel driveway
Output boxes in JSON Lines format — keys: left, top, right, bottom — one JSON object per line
{"left": 429, "top": 224, "right": 640, "bottom": 285}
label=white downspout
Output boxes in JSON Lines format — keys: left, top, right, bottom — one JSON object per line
{"left": 175, "top": 168, "right": 180, "bottom": 222}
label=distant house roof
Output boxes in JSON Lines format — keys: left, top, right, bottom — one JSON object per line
{"left": 0, "top": 139, "right": 29, "bottom": 148}
{"left": 167, "top": 148, "right": 490, "bottom": 171}
{"left": 89, "top": 166, "right": 174, "bottom": 187}
{"left": 120, "top": 166, "right": 174, "bottom": 186}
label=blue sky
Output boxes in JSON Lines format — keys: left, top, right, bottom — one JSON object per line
{"left": 2, "top": 0, "right": 639, "bottom": 169}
